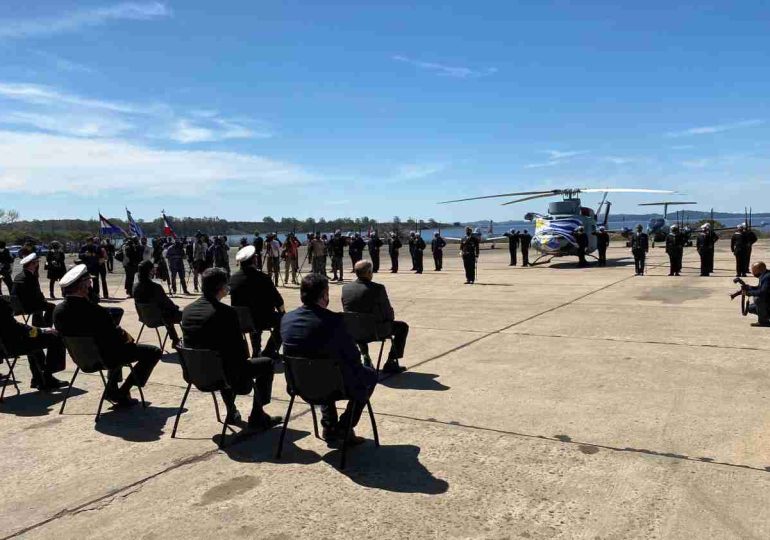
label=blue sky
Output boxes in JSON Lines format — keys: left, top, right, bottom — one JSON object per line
{"left": 0, "top": 1, "right": 768, "bottom": 223}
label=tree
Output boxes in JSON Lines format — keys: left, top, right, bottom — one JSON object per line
{"left": 0, "top": 208, "right": 19, "bottom": 224}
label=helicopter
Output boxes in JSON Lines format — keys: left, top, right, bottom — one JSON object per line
{"left": 638, "top": 201, "right": 698, "bottom": 246}
{"left": 439, "top": 187, "right": 673, "bottom": 264}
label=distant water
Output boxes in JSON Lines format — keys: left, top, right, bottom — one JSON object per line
{"left": 225, "top": 217, "right": 762, "bottom": 245}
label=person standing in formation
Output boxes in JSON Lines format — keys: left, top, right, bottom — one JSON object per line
{"left": 696, "top": 223, "right": 719, "bottom": 277}
{"left": 504, "top": 229, "right": 519, "bottom": 266}
{"left": 389, "top": 232, "right": 402, "bottom": 273}
{"left": 0, "top": 241, "right": 13, "bottom": 295}
{"left": 367, "top": 231, "right": 383, "bottom": 273}
{"left": 431, "top": 232, "right": 446, "bottom": 271}
{"left": 413, "top": 233, "right": 426, "bottom": 274}
{"left": 665, "top": 225, "right": 685, "bottom": 276}
{"left": 519, "top": 230, "right": 532, "bottom": 267}
{"left": 349, "top": 232, "right": 365, "bottom": 269}
{"left": 593, "top": 226, "right": 610, "bottom": 267}
{"left": 630, "top": 224, "right": 649, "bottom": 276}
{"left": 192, "top": 234, "right": 208, "bottom": 293}
{"left": 459, "top": 227, "right": 480, "bottom": 284}
{"left": 327, "top": 230, "right": 347, "bottom": 282}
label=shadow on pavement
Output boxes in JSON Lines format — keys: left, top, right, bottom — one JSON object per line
{"left": 0, "top": 386, "right": 86, "bottom": 417}
{"left": 380, "top": 372, "right": 449, "bottom": 391}
{"left": 95, "top": 405, "right": 179, "bottom": 442}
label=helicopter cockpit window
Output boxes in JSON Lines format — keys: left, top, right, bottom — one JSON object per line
{"left": 548, "top": 200, "right": 580, "bottom": 215}
{"left": 648, "top": 218, "right": 665, "bottom": 229}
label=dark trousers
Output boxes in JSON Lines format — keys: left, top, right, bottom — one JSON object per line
{"left": 597, "top": 247, "right": 607, "bottom": 266}
{"left": 331, "top": 256, "right": 344, "bottom": 280}
{"left": 577, "top": 251, "right": 587, "bottom": 267}
{"left": 414, "top": 250, "right": 424, "bottom": 273}
{"left": 748, "top": 300, "right": 770, "bottom": 325}
{"left": 509, "top": 248, "right": 517, "bottom": 266}
{"left": 31, "top": 302, "right": 55, "bottom": 328}
{"left": 267, "top": 257, "right": 280, "bottom": 285}
{"left": 735, "top": 251, "right": 749, "bottom": 276}
{"left": 521, "top": 249, "right": 529, "bottom": 266}
{"left": 163, "top": 310, "right": 182, "bottom": 343}
{"left": 320, "top": 374, "right": 376, "bottom": 431}
{"left": 107, "top": 343, "right": 161, "bottom": 390}
{"left": 49, "top": 279, "right": 58, "bottom": 298}
{"left": 359, "top": 320, "right": 409, "bottom": 361}
{"left": 10, "top": 330, "right": 66, "bottom": 383}
{"left": 220, "top": 356, "right": 274, "bottom": 419}
{"left": 390, "top": 252, "right": 399, "bottom": 273}
{"left": 98, "top": 264, "right": 108, "bottom": 298}
{"left": 634, "top": 254, "right": 645, "bottom": 275}
{"left": 107, "top": 256, "right": 114, "bottom": 272}
{"left": 462, "top": 254, "right": 476, "bottom": 283}
{"left": 90, "top": 272, "right": 101, "bottom": 300}
{"left": 370, "top": 250, "right": 380, "bottom": 272}
{"left": 248, "top": 312, "right": 283, "bottom": 357}
{"left": 311, "top": 256, "right": 325, "bottom": 275}
{"left": 700, "top": 250, "right": 714, "bottom": 276}
{"left": 256, "top": 253, "right": 263, "bottom": 271}
{"left": 433, "top": 250, "right": 443, "bottom": 271}
{"left": 170, "top": 268, "right": 188, "bottom": 293}
{"left": 409, "top": 249, "right": 415, "bottom": 270}
{"left": 125, "top": 265, "right": 137, "bottom": 296}
{"left": 668, "top": 251, "right": 683, "bottom": 274}
{"left": 350, "top": 253, "right": 362, "bottom": 269}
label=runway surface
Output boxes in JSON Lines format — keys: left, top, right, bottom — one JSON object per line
{"left": 2, "top": 241, "right": 769, "bottom": 539}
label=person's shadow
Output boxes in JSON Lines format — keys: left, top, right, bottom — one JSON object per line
{"left": 221, "top": 426, "right": 321, "bottom": 465}
{"left": 380, "top": 372, "right": 449, "bottom": 391}
{"left": 0, "top": 386, "right": 86, "bottom": 417}
{"left": 95, "top": 405, "right": 180, "bottom": 442}
{"left": 324, "top": 444, "right": 449, "bottom": 494}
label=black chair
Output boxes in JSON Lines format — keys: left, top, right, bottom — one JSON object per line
{"left": 172, "top": 346, "right": 233, "bottom": 448}
{"left": 9, "top": 295, "right": 31, "bottom": 324}
{"left": 275, "top": 355, "right": 379, "bottom": 469}
{"left": 59, "top": 336, "right": 147, "bottom": 421}
{"left": 342, "top": 312, "right": 392, "bottom": 372}
{"left": 135, "top": 303, "right": 170, "bottom": 353}
{"left": 232, "top": 305, "right": 269, "bottom": 357}
{"left": 0, "top": 337, "right": 21, "bottom": 402}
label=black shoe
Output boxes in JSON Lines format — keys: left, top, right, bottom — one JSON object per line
{"left": 225, "top": 410, "right": 246, "bottom": 426}
{"left": 107, "top": 389, "right": 139, "bottom": 408}
{"left": 751, "top": 322, "right": 770, "bottom": 327}
{"left": 44, "top": 375, "right": 68, "bottom": 389}
{"left": 382, "top": 360, "right": 406, "bottom": 374}
{"left": 247, "top": 413, "right": 282, "bottom": 431}
{"left": 325, "top": 428, "right": 366, "bottom": 447}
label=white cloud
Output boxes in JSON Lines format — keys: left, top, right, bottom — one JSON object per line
{"left": 0, "top": 111, "right": 133, "bottom": 137}
{"left": 32, "top": 51, "right": 94, "bottom": 73}
{"left": 0, "top": 131, "right": 314, "bottom": 196}
{"left": 392, "top": 55, "right": 497, "bottom": 79}
{"left": 0, "top": 2, "right": 171, "bottom": 40}
{"left": 523, "top": 160, "right": 561, "bottom": 169}
{"left": 602, "top": 156, "right": 635, "bottom": 165}
{"left": 0, "top": 82, "right": 155, "bottom": 114}
{"left": 666, "top": 119, "right": 764, "bottom": 137}
{"left": 394, "top": 163, "right": 446, "bottom": 181}
{"left": 524, "top": 149, "right": 588, "bottom": 169}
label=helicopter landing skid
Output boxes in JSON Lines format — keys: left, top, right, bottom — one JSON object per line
{"left": 530, "top": 255, "right": 554, "bottom": 266}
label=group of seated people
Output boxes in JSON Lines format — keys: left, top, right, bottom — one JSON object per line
{"left": 1, "top": 244, "right": 411, "bottom": 445}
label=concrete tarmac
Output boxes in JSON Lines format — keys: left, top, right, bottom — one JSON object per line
{"left": 2, "top": 241, "right": 769, "bottom": 539}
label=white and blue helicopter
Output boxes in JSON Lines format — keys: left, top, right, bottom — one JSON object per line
{"left": 440, "top": 187, "right": 673, "bottom": 264}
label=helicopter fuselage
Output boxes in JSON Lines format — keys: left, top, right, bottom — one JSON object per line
{"left": 526, "top": 199, "right": 599, "bottom": 257}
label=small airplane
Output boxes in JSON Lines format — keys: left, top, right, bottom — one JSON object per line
{"left": 439, "top": 187, "right": 673, "bottom": 264}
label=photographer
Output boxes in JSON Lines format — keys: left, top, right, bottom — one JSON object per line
{"left": 742, "top": 262, "right": 770, "bottom": 327}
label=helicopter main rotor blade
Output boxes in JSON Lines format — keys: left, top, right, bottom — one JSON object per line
{"left": 438, "top": 190, "right": 562, "bottom": 204}
{"left": 581, "top": 188, "right": 676, "bottom": 194}
{"left": 638, "top": 201, "right": 697, "bottom": 206}
{"left": 500, "top": 193, "right": 559, "bottom": 205}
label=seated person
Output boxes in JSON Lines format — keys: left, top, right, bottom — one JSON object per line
{"left": 229, "top": 246, "right": 285, "bottom": 358}
{"left": 181, "top": 268, "right": 282, "bottom": 430}
{"left": 133, "top": 260, "right": 182, "bottom": 348}
{"left": 281, "top": 273, "right": 378, "bottom": 444}
{"left": 0, "top": 296, "right": 67, "bottom": 391}
{"left": 53, "top": 264, "right": 161, "bottom": 407}
{"left": 341, "top": 260, "right": 409, "bottom": 373}
{"left": 12, "top": 253, "right": 55, "bottom": 327}
{"left": 744, "top": 261, "right": 770, "bottom": 327}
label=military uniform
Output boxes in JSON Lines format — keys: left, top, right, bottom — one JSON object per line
{"left": 519, "top": 231, "right": 532, "bottom": 267}
{"left": 731, "top": 230, "right": 753, "bottom": 277}
{"left": 696, "top": 229, "right": 719, "bottom": 276}
{"left": 593, "top": 230, "right": 610, "bottom": 266}
{"left": 408, "top": 235, "right": 417, "bottom": 270}
{"left": 327, "top": 235, "right": 347, "bottom": 281}
{"left": 575, "top": 230, "right": 589, "bottom": 267}
{"left": 252, "top": 235, "right": 264, "bottom": 270}
{"left": 431, "top": 235, "right": 446, "bottom": 271}
{"left": 413, "top": 236, "right": 426, "bottom": 274}
{"left": 665, "top": 230, "right": 685, "bottom": 276}
{"left": 389, "top": 236, "right": 402, "bottom": 273}
{"left": 460, "top": 234, "right": 480, "bottom": 284}
{"left": 631, "top": 231, "right": 649, "bottom": 275}
{"left": 503, "top": 231, "right": 519, "bottom": 266}
{"left": 367, "top": 235, "right": 383, "bottom": 273}
{"left": 349, "top": 235, "right": 365, "bottom": 268}
{"left": 12, "top": 268, "right": 55, "bottom": 327}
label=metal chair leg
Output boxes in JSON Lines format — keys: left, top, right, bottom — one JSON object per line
{"left": 59, "top": 367, "right": 80, "bottom": 414}
{"left": 95, "top": 384, "right": 109, "bottom": 422}
{"left": 212, "top": 392, "right": 222, "bottom": 423}
{"left": 366, "top": 400, "right": 380, "bottom": 447}
{"left": 98, "top": 370, "right": 107, "bottom": 386}
{"left": 137, "top": 324, "right": 145, "bottom": 342}
{"left": 1, "top": 357, "right": 20, "bottom": 401}
{"left": 171, "top": 383, "right": 192, "bottom": 438}
{"left": 376, "top": 340, "right": 386, "bottom": 373}
{"left": 310, "top": 404, "right": 320, "bottom": 439}
{"left": 218, "top": 418, "right": 230, "bottom": 449}
{"left": 127, "top": 364, "right": 147, "bottom": 408}
{"left": 275, "top": 394, "right": 295, "bottom": 459}
{"left": 160, "top": 330, "right": 169, "bottom": 353}
{"left": 340, "top": 404, "right": 356, "bottom": 470}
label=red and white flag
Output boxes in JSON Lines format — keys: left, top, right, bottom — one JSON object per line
{"left": 161, "top": 211, "right": 177, "bottom": 238}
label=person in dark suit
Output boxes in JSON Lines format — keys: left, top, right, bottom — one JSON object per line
{"left": 252, "top": 231, "right": 264, "bottom": 270}
{"left": 574, "top": 226, "right": 589, "bottom": 267}
{"left": 12, "top": 253, "right": 55, "bottom": 328}
{"left": 341, "top": 260, "right": 409, "bottom": 373}
{"left": 696, "top": 223, "right": 719, "bottom": 277}
{"left": 743, "top": 262, "right": 770, "bottom": 327}
{"left": 0, "top": 296, "right": 66, "bottom": 391}
{"left": 133, "top": 260, "right": 183, "bottom": 348}
{"left": 388, "top": 232, "right": 402, "bottom": 273}
{"left": 122, "top": 237, "right": 143, "bottom": 297}
{"left": 413, "top": 234, "right": 426, "bottom": 274}
{"left": 519, "top": 230, "right": 532, "bottom": 267}
{"left": 431, "top": 232, "right": 446, "bottom": 271}
{"left": 503, "top": 229, "right": 519, "bottom": 266}
{"left": 630, "top": 225, "right": 649, "bottom": 276}
{"left": 367, "top": 231, "right": 383, "bottom": 273}
{"left": 45, "top": 241, "right": 66, "bottom": 299}
{"left": 592, "top": 226, "right": 610, "bottom": 267}
{"left": 229, "top": 246, "right": 285, "bottom": 358}
{"left": 281, "top": 273, "right": 378, "bottom": 444}
{"left": 53, "top": 265, "right": 161, "bottom": 407}
{"left": 181, "top": 268, "right": 281, "bottom": 429}
{"left": 459, "top": 227, "right": 480, "bottom": 284}
{"left": 349, "top": 232, "right": 365, "bottom": 269}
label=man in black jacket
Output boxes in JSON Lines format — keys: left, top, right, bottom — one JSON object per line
{"left": 122, "top": 237, "right": 143, "bottom": 297}
{"left": 327, "top": 230, "right": 346, "bottom": 282}
{"left": 12, "top": 253, "right": 55, "bottom": 327}
{"left": 182, "top": 268, "right": 281, "bottom": 429}
{"left": 229, "top": 246, "right": 285, "bottom": 358}
{"left": 431, "top": 232, "right": 446, "bottom": 271}
{"left": 342, "top": 260, "right": 409, "bottom": 373}
{"left": 0, "top": 296, "right": 66, "bottom": 391}
{"left": 349, "top": 233, "right": 365, "bottom": 269}
{"left": 592, "top": 226, "right": 610, "bottom": 267}
{"left": 520, "top": 230, "right": 532, "bottom": 267}
{"left": 696, "top": 223, "right": 719, "bottom": 276}
{"left": 389, "top": 232, "right": 402, "bottom": 273}
{"left": 574, "top": 226, "right": 589, "bottom": 267}
{"left": 282, "top": 273, "right": 378, "bottom": 443}
{"left": 631, "top": 225, "right": 649, "bottom": 276}
{"left": 252, "top": 231, "right": 264, "bottom": 270}
{"left": 460, "top": 227, "right": 480, "bottom": 284}
{"left": 743, "top": 262, "right": 770, "bottom": 327}
{"left": 133, "top": 260, "right": 183, "bottom": 348}
{"left": 503, "top": 229, "right": 519, "bottom": 266}
{"left": 367, "top": 232, "right": 383, "bottom": 273}
{"left": 54, "top": 265, "right": 161, "bottom": 407}
{"left": 665, "top": 225, "right": 685, "bottom": 276}
{"left": 413, "top": 233, "right": 426, "bottom": 274}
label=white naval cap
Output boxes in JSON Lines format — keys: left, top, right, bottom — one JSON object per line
{"left": 20, "top": 252, "right": 38, "bottom": 266}
{"left": 235, "top": 245, "right": 256, "bottom": 263}
{"left": 60, "top": 264, "right": 89, "bottom": 288}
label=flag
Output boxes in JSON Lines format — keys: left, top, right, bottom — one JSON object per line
{"left": 126, "top": 208, "right": 144, "bottom": 238}
{"left": 99, "top": 213, "right": 126, "bottom": 236}
{"left": 161, "top": 211, "right": 177, "bottom": 238}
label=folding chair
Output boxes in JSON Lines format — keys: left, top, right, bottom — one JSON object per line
{"left": 172, "top": 346, "right": 233, "bottom": 448}
{"left": 342, "top": 312, "right": 392, "bottom": 372}
{"left": 0, "top": 338, "right": 20, "bottom": 402}
{"left": 135, "top": 303, "right": 170, "bottom": 353}
{"left": 233, "top": 305, "right": 269, "bottom": 357}
{"left": 9, "top": 295, "right": 31, "bottom": 324}
{"left": 59, "top": 336, "right": 147, "bottom": 421}
{"left": 275, "top": 355, "right": 379, "bottom": 469}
